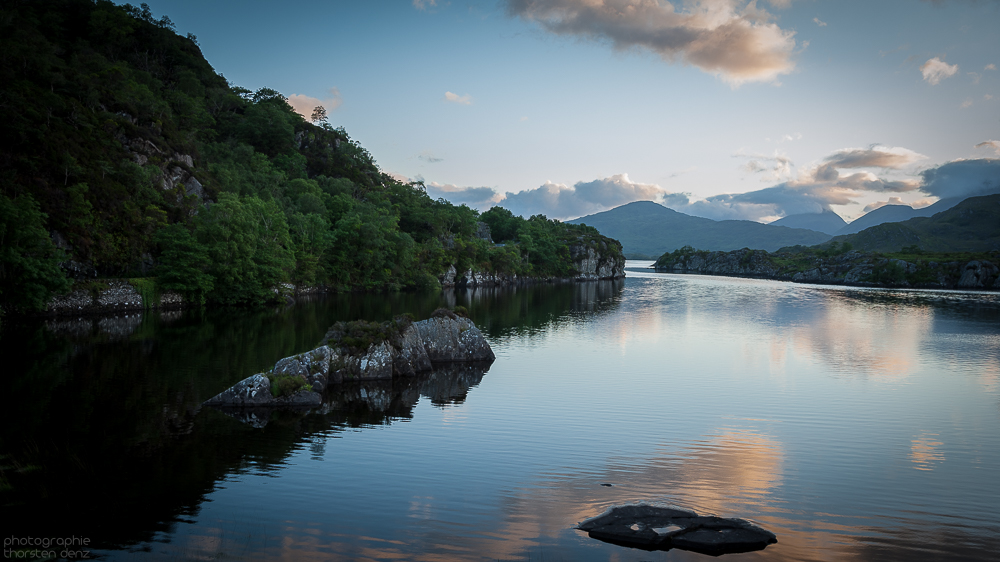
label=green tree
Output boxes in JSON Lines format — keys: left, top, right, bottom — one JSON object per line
{"left": 195, "top": 193, "right": 294, "bottom": 304}
{"left": 153, "top": 223, "right": 213, "bottom": 304}
{"left": 0, "top": 194, "right": 71, "bottom": 312}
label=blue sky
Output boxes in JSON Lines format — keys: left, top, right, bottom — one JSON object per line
{"left": 145, "top": 0, "right": 1000, "bottom": 222}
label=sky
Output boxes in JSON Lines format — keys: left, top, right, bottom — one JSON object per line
{"left": 143, "top": 0, "right": 1000, "bottom": 223}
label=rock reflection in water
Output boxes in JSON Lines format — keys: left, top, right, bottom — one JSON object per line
{"left": 215, "top": 362, "right": 492, "bottom": 428}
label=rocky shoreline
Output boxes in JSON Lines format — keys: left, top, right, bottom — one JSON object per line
{"left": 653, "top": 248, "right": 999, "bottom": 291}
{"left": 39, "top": 251, "right": 626, "bottom": 318}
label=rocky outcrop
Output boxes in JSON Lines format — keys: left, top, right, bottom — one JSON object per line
{"left": 204, "top": 312, "right": 494, "bottom": 409}
{"left": 414, "top": 315, "right": 496, "bottom": 363}
{"left": 578, "top": 503, "right": 777, "bottom": 555}
{"left": 958, "top": 260, "right": 1000, "bottom": 288}
{"left": 45, "top": 280, "right": 184, "bottom": 315}
{"left": 203, "top": 374, "right": 321, "bottom": 408}
{"left": 569, "top": 243, "right": 626, "bottom": 280}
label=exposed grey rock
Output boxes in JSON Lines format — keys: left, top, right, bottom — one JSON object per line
{"left": 570, "top": 243, "right": 626, "bottom": 280}
{"left": 578, "top": 503, "right": 777, "bottom": 555}
{"left": 439, "top": 264, "right": 458, "bottom": 287}
{"left": 415, "top": 316, "right": 495, "bottom": 363}
{"left": 273, "top": 346, "right": 332, "bottom": 391}
{"left": 958, "top": 260, "right": 998, "bottom": 288}
{"left": 204, "top": 374, "right": 275, "bottom": 407}
{"left": 332, "top": 341, "right": 395, "bottom": 382}
{"left": 394, "top": 324, "right": 432, "bottom": 376}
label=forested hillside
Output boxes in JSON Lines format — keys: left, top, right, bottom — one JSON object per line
{"left": 0, "top": 0, "right": 619, "bottom": 312}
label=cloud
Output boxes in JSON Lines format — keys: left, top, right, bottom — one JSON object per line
{"left": 417, "top": 150, "right": 444, "bottom": 163}
{"left": 670, "top": 146, "right": 925, "bottom": 221}
{"left": 961, "top": 99, "right": 974, "bottom": 108}
{"left": 501, "top": 174, "right": 688, "bottom": 219}
{"left": 734, "top": 149, "right": 793, "bottom": 182}
{"left": 425, "top": 183, "right": 504, "bottom": 210}
{"left": 986, "top": 63, "right": 996, "bottom": 71}
{"left": 813, "top": 17, "right": 827, "bottom": 27}
{"left": 969, "top": 71, "right": 982, "bottom": 84}
{"left": 823, "top": 146, "right": 926, "bottom": 169}
{"left": 503, "top": 0, "right": 798, "bottom": 85}
{"left": 287, "top": 87, "right": 343, "bottom": 120}
{"left": 863, "top": 196, "right": 908, "bottom": 213}
{"left": 919, "top": 158, "right": 1000, "bottom": 199}
{"left": 920, "top": 57, "right": 958, "bottom": 85}
{"left": 412, "top": 0, "right": 437, "bottom": 10}
{"left": 444, "top": 91, "right": 472, "bottom": 105}
{"left": 975, "top": 140, "right": 1000, "bottom": 155}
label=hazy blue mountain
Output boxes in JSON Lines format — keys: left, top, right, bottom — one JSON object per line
{"left": 568, "top": 201, "right": 831, "bottom": 257}
{"left": 832, "top": 194, "right": 1000, "bottom": 252}
{"left": 770, "top": 210, "right": 847, "bottom": 235}
{"left": 834, "top": 198, "right": 962, "bottom": 236}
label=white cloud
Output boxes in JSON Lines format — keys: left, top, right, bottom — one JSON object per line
{"left": 961, "top": 99, "right": 974, "bottom": 108}
{"left": 501, "top": 174, "right": 689, "bottom": 219}
{"left": 975, "top": 140, "right": 1000, "bottom": 155}
{"left": 503, "top": 0, "right": 798, "bottom": 85}
{"left": 969, "top": 71, "right": 982, "bottom": 84}
{"left": 287, "top": 87, "right": 343, "bottom": 120}
{"left": 863, "top": 196, "right": 908, "bottom": 213}
{"left": 734, "top": 149, "right": 794, "bottom": 182}
{"left": 986, "top": 63, "right": 997, "bottom": 71}
{"left": 813, "top": 17, "right": 827, "bottom": 27}
{"left": 444, "top": 91, "right": 472, "bottom": 105}
{"left": 920, "top": 57, "right": 958, "bottom": 85}
{"left": 412, "top": 0, "right": 437, "bottom": 10}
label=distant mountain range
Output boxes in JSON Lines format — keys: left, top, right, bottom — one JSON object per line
{"left": 567, "top": 201, "right": 831, "bottom": 257}
{"left": 831, "top": 193, "right": 1000, "bottom": 252}
{"left": 569, "top": 195, "right": 989, "bottom": 257}
{"left": 831, "top": 197, "right": 961, "bottom": 235}
{"left": 770, "top": 209, "right": 847, "bottom": 235}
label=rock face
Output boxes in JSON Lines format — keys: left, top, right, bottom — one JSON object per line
{"left": 958, "top": 260, "right": 1000, "bottom": 288}
{"left": 569, "top": 243, "right": 626, "bottom": 280}
{"left": 205, "top": 313, "right": 495, "bottom": 409}
{"left": 415, "top": 316, "right": 496, "bottom": 363}
{"left": 578, "top": 504, "right": 777, "bottom": 555}
{"left": 46, "top": 279, "right": 185, "bottom": 315}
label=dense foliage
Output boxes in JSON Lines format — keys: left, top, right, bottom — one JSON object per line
{"left": 0, "top": 0, "right": 620, "bottom": 312}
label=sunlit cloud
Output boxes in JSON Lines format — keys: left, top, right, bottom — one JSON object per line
{"left": 813, "top": 17, "right": 827, "bottom": 26}
{"left": 975, "top": 140, "right": 1000, "bottom": 156}
{"left": 287, "top": 87, "right": 343, "bottom": 120}
{"left": 986, "top": 63, "right": 997, "bottom": 71}
{"left": 504, "top": 0, "right": 799, "bottom": 85}
{"left": 412, "top": 0, "right": 437, "bottom": 10}
{"left": 502, "top": 174, "right": 689, "bottom": 219}
{"left": 863, "top": 196, "right": 908, "bottom": 213}
{"left": 920, "top": 57, "right": 958, "bottom": 85}
{"left": 961, "top": 98, "right": 974, "bottom": 108}
{"left": 444, "top": 91, "right": 473, "bottom": 105}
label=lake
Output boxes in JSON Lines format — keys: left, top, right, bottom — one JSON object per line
{"left": 3, "top": 261, "right": 999, "bottom": 561}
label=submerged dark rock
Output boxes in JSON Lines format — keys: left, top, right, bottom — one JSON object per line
{"left": 578, "top": 503, "right": 777, "bottom": 555}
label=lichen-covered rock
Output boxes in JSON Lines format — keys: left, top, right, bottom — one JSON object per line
{"left": 333, "top": 341, "right": 395, "bottom": 382}
{"left": 394, "top": 324, "right": 432, "bottom": 376}
{"left": 415, "top": 316, "right": 495, "bottom": 363}
{"left": 273, "top": 346, "right": 333, "bottom": 391}
{"left": 578, "top": 503, "right": 777, "bottom": 555}
{"left": 204, "top": 374, "right": 274, "bottom": 406}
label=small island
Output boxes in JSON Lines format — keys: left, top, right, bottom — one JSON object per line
{"left": 204, "top": 309, "right": 494, "bottom": 409}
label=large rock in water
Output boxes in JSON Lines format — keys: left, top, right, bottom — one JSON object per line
{"left": 578, "top": 504, "right": 777, "bottom": 555}
{"left": 414, "top": 315, "right": 495, "bottom": 363}
{"left": 204, "top": 312, "right": 494, "bottom": 409}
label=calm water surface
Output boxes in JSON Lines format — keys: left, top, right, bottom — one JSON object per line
{"left": 3, "top": 262, "right": 1000, "bottom": 561}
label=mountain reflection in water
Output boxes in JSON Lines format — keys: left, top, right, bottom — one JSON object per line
{"left": 2, "top": 269, "right": 1000, "bottom": 561}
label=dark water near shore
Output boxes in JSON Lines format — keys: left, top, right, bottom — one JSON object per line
{"left": 3, "top": 262, "right": 1000, "bottom": 561}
